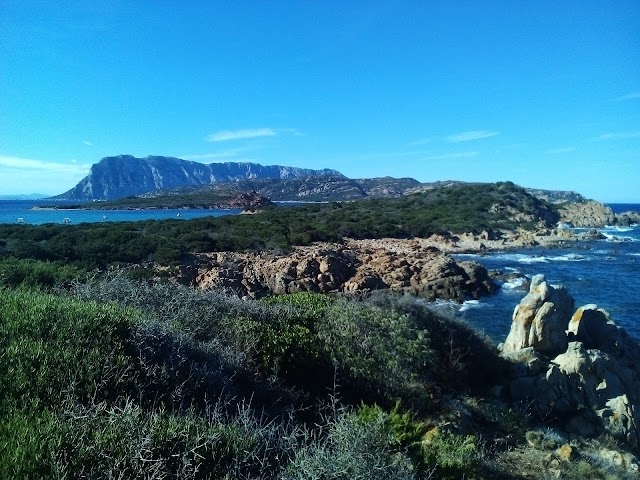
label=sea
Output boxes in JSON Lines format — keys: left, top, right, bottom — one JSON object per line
{"left": 1, "top": 200, "right": 639, "bottom": 342}
{"left": 439, "top": 203, "right": 640, "bottom": 343}
{"left": 0, "top": 200, "right": 241, "bottom": 224}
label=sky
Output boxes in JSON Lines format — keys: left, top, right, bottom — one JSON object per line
{"left": 1, "top": 1, "right": 639, "bottom": 202}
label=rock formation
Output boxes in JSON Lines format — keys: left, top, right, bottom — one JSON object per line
{"left": 502, "top": 274, "right": 574, "bottom": 357}
{"left": 163, "top": 239, "right": 496, "bottom": 302}
{"left": 227, "top": 190, "right": 274, "bottom": 210}
{"left": 559, "top": 200, "right": 616, "bottom": 227}
{"left": 501, "top": 276, "right": 640, "bottom": 450}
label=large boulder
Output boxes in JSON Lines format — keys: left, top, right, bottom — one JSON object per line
{"left": 502, "top": 274, "right": 574, "bottom": 357}
{"left": 501, "top": 286, "right": 640, "bottom": 450}
{"left": 559, "top": 200, "right": 616, "bottom": 227}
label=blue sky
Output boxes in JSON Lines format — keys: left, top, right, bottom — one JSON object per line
{"left": 1, "top": 1, "right": 639, "bottom": 201}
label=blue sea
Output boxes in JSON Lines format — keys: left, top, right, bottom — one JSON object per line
{"left": 0, "top": 200, "right": 241, "bottom": 224}
{"left": 2, "top": 200, "right": 639, "bottom": 342}
{"left": 440, "top": 204, "right": 640, "bottom": 342}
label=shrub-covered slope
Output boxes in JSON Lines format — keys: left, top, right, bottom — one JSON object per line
{"left": 1, "top": 274, "right": 506, "bottom": 479}
{"left": 2, "top": 262, "right": 637, "bottom": 479}
{"left": 0, "top": 182, "right": 558, "bottom": 269}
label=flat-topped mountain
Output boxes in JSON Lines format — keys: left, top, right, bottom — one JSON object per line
{"left": 55, "top": 155, "right": 342, "bottom": 201}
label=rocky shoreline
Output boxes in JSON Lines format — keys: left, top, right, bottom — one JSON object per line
{"left": 156, "top": 224, "right": 606, "bottom": 302}
{"left": 495, "top": 275, "right": 640, "bottom": 472}
{"left": 148, "top": 195, "right": 640, "bottom": 302}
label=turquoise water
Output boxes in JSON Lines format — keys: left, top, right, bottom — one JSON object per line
{"left": 0, "top": 200, "right": 241, "bottom": 224}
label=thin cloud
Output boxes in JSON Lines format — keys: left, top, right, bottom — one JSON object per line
{"left": 545, "top": 147, "right": 576, "bottom": 154}
{"left": 0, "top": 155, "right": 91, "bottom": 173}
{"left": 82, "top": 139, "right": 94, "bottom": 146}
{"left": 616, "top": 92, "right": 640, "bottom": 101}
{"left": 0, "top": 155, "right": 92, "bottom": 195}
{"left": 422, "top": 152, "right": 478, "bottom": 161}
{"left": 206, "top": 128, "right": 276, "bottom": 142}
{"left": 446, "top": 130, "right": 499, "bottom": 143}
{"left": 595, "top": 131, "right": 640, "bottom": 141}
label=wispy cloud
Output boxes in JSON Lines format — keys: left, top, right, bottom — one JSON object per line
{"left": 206, "top": 128, "right": 277, "bottom": 142}
{"left": 82, "top": 139, "right": 94, "bottom": 146}
{"left": 0, "top": 155, "right": 91, "bottom": 173}
{"left": 0, "top": 155, "right": 92, "bottom": 195}
{"left": 446, "top": 130, "right": 499, "bottom": 143}
{"left": 617, "top": 92, "right": 640, "bottom": 101}
{"left": 422, "top": 152, "right": 478, "bottom": 161}
{"left": 595, "top": 131, "right": 640, "bottom": 141}
{"left": 545, "top": 147, "right": 576, "bottom": 154}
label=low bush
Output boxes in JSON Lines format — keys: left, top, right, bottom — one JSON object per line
{"left": 0, "top": 257, "right": 84, "bottom": 289}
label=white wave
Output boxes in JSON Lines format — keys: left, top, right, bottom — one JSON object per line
{"left": 548, "top": 253, "right": 590, "bottom": 262}
{"left": 602, "top": 232, "right": 636, "bottom": 242}
{"left": 502, "top": 277, "right": 527, "bottom": 289}
{"left": 489, "top": 253, "right": 548, "bottom": 264}
{"left": 459, "top": 299, "right": 485, "bottom": 312}
{"left": 630, "top": 253, "right": 640, "bottom": 257}
{"left": 604, "top": 226, "right": 634, "bottom": 232}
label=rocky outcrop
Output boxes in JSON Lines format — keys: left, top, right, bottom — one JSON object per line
{"left": 166, "top": 239, "right": 496, "bottom": 301}
{"left": 502, "top": 275, "right": 574, "bottom": 357}
{"left": 615, "top": 211, "right": 640, "bottom": 226}
{"left": 227, "top": 190, "right": 274, "bottom": 210}
{"left": 501, "top": 276, "right": 640, "bottom": 450}
{"left": 559, "top": 200, "right": 616, "bottom": 227}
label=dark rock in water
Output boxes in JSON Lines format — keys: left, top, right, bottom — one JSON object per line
{"left": 577, "top": 229, "right": 607, "bottom": 241}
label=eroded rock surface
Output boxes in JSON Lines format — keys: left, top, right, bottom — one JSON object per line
{"left": 501, "top": 276, "right": 640, "bottom": 450}
{"left": 168, "top": 239, "right": 496, "bottom": 301}
{"left": 502, "top": 274, "right": 574, "bottom": 357}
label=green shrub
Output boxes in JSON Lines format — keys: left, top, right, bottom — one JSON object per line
{"left": 0, "top": 257, "right": 84, "bottom": 289}
{"left": 0, "top": 289, "right": 139, "bottom": 411}
{"left": 421, "top": 429, "right": 482, "bottom": 480}
{"left": 284, "top": 408, "right": 416, "bottom": 480}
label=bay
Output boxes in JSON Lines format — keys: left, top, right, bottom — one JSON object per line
{"left": 0, "top": 200, "right": 241, "bottom": 224}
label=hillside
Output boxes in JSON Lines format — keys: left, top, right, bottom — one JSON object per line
{"left": 2, "top": 182, "right": 558, "bottom": 269}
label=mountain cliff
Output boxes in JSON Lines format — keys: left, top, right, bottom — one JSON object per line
{"left": 55, "top": 155, "right": 343, "bottom": 201}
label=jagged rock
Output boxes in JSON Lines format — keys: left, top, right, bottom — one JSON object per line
{"left": 559, "top": 200, "right": 616, "bottom": 227}
{"left": 167, "top": 239, "right": 496, "bottom": 302}
{"left": 228, "top": 190, "right": 274, "bottom": 209}
{"left": 502, "top": 275, "right": 574, "bottom": 356}
{"left": 500, "top": 276, "right": 640, "bottom": 451}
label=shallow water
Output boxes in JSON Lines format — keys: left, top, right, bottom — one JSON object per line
{"left": 0, "top": 200, "right": 241, "bottom": 224}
